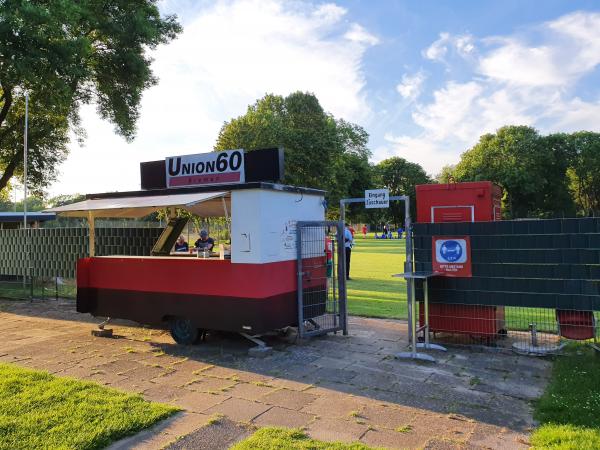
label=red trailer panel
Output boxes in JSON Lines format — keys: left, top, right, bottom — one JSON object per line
{"left": 77, "top": 255, "right": 326, "bottom": 335}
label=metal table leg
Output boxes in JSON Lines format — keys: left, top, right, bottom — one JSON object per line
{"left": 395, "top": 278, "right": 437, "bottom": 363}
{"left": 416, "top": 279, "right": 447, "bottom": 352}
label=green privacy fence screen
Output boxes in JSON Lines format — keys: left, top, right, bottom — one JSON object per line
{"left": 0, "top": 228, "right": 163, "bottom": 279}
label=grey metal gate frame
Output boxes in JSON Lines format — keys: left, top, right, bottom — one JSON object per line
{"left": 296, "top": 221, "right": 347, "bottom": 339}
{"left": 340, "top": 195, "right": 446, "bottom": 362}
{"left": 340, "top": 196, "right": 413, "bottom": 339}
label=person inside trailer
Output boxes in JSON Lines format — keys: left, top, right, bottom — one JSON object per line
{"left": 174, "top": 235, "right": 189, "bottom": 252}
{"left": 194, "top": 229, "right": 214, "bottom": 252}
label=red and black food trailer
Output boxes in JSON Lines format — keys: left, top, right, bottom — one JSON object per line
{"left": 48, "top": 149, "right": 329, "bottom": 344}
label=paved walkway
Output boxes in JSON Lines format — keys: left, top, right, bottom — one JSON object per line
{"left": 0, "top": 299, "right": 551, "bottom": 449}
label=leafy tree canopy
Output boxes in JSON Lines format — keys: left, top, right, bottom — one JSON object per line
{"left": 215, "top": 92, "right": 373, "bottom": 217}
{"left": 564, "top": 131, "right": 600, "bottom": 216}
{"left": 374, "top": 157, "right": 431, "bottom": 225}
{"left": 0, "top": 0, "right": 182, "bottom": 195}
{"left": 452, "top": 125, "right": 574, "bottom": 219}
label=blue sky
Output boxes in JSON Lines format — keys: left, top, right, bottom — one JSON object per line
{"left": 49, "top": 0, "right": 600, "bottom": 195}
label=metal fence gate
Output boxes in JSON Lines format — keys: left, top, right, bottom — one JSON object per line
{"left": 296, "top": 221, "right": 347, "bottom": 338}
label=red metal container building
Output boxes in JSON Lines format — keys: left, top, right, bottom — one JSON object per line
{"left": 416, "top": 181, "right": 505, "bottom": 338}
{"left": 416, "top": 181, "right": 502, "bottom": 224}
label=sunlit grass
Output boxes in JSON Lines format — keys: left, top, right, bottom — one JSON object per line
{"left": 0, "top": 363, "right": 178, "bottom": 450}
{"left": 531, "top": 345, "right": 600, "bottom": 449}
{"left": 346, "top": 235, "right": 407, "bottom": 319}
{"left": 231, "top": 427, "right": 378, "bottom": 450}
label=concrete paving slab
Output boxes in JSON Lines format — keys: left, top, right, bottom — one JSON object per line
{"left": 0, "top": 300, "right": 551, "bottom": 449}
{"left": 107, "top": 412, "right": 210, "bottom": 450}
{"left": 262, "top": 388, "right": 318, "bottom": 410}
{"left": 163, "top": 418, "right": 252, "bottom": 450}
{"left": 226, "top": 382, "right": 275, "bottom": 401}
{"left": 142, "top": 384, "right": 183, "bottom": 404}
{"left": 184, "top": 376, "right": 237, "bottom": 394}
{"left": 204, "top": 397, "right": 272, "bottom": 423}
{"left": 301, "top": 391, "right": 366, "bottom": 419}
{"left": 253, "top": 406, "right": 315, "bottom": 428}
{"left": 359, "top": 404, "right": 417, "bottom": 430}
{"left": 173, "top": 391, "right": 230, "bottom": 413}
{"left": 306, "top": 417, "right": 369, "bottom": 443}
{"left": 361, "top": 428, "right": 422, "bottom": 449}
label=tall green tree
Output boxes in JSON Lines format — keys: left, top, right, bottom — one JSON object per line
{"left": 215, "top": 92, "right": 373, "bottom": 215}
{"left": 0, "top": 1, "right": 182, "bottom": 195}
{"left": 375, "top": 157, "right": 431, "bottom": 225}
{"left": 435, "top": 165, "right": 456, "bottom": 183}
{"left": 565, "top": 131, "right": 600, "bottom": 216}
{"left": 453, "top": 126, "right": 574, "bottom": 218}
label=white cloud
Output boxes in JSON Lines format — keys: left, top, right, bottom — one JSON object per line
{"left": 424, "top": 32, "right": 449, "bottom": 61}
{"left": 546, "top": 97, "right": 600, "bottom": 132}
{"left": 479, "top": 12, "right": 600, "bottom": 86}
{"left": 412, "top": 81, "right": 483, "bottom": 141}
{"left": 423, "top": 32, "right": 475, "bottom": 62}
{"left": 396, "top": 71, "right": 426, "bottom": 100}
{"left": 383, "top": 10, "right": 600, "bottom": 176}
{"left": 382, "top": 133, "right": 457, "bottom": 174}
{"left": 50, "top": 0, "right": 377, "bottom": 196}
{"left": 344, "top": 23, "right": 379, "bottom": 46}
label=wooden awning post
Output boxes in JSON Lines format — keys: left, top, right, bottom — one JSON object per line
{"left": 88, "top": 211, "right": 95, "bottom": 257}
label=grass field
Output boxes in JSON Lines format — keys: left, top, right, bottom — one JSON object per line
{"left": 0, "top": 363, "right": 177, "bottom": 450}
{"left": 531, "top": 345, "right": 600, "bottom": 449}
{"left": 231, "top": 427, "right": 376, "bottom": 450}
{"left": 347, "top": 236, "right": 407, "bottom": 319}
{"left": 0, "top": 278, "right": 77, "bottom": 301}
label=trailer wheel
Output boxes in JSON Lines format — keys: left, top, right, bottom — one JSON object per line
{"left": 170, "top": 318, "right": 199, "bottom": 345}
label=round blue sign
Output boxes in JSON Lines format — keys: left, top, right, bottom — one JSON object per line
{"left": 440, "top": 240, "right": 463, "bottom": 262}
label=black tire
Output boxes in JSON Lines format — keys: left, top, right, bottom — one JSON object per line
{"left": 170, "top": 318, "right": 199, "bottom": 345}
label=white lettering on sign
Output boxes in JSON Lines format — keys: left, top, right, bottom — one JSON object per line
{"left": 166, "top": 149, "right": 245, "bottom": 188}
{"left": 365, "top": 189, "right": 390, "bottom": 208}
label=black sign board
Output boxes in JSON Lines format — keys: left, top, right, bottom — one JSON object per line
{"left": 140, "top": 148, "right": 284, "bottom": 191}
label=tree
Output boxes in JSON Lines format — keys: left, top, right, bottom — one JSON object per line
{"left": 435, "top": 165, "right": 456, "bottom": 183}
{"left": 375, "top": 157, "right": 431, "bottom": 225}
{"left": 47, "top": 193, "right": 86, "bottom": 208}
{"left": 0, "top": 1, "right": 182, "bottom": 195}
{"left": 565, "top": 132, "right": 600, "bottom": 216}
{"left": 215, "top": 92, "right": 373, "bottom": 216}
{"left": 453, "top": 126, "right": 574, "bottom": 219}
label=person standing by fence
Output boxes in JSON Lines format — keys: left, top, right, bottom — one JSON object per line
{"left": 344, "top": 223, "right": 353, "bottom": 280}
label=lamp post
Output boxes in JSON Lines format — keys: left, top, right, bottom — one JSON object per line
{"left": 23, "top": 91, "right": 28, "bottom": 229}
{"left": 23, "top": 92, "right": 29, "bottom": 295}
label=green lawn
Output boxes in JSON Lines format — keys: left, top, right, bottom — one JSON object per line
{"left": 231, "top": 427, "right": 378, "bottom": 450}
{"left": 347, "top": 236, "right": 407, "bottom": 319}
{"left": 0, "top": 363, "right": 178, "bottom": 450}
{"left": 0, "top": 278, "right": 77, "bottom": 301}
{"left": 531, "top": 345, "right": 600, "bottom": 449}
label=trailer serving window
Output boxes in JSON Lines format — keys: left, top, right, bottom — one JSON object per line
{"left": 48, "top": 191, "right": 229, "bottom": 256}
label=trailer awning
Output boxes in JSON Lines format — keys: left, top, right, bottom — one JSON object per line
{"left": 46, "top": 191, "right": 229, "bottom": 218}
